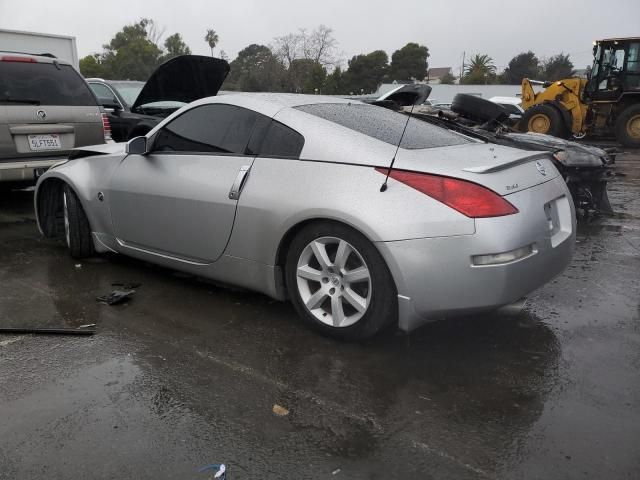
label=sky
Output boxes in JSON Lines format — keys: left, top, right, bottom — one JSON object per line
{"left": 1, "top": 0, "right": 639, "bottom": 72}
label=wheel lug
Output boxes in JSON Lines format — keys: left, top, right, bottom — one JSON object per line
{"left": 322, "top": 277, "right": 329, "bottom": 283}
{"left": 329, "top": 287, "right": 336, "bottom": 295}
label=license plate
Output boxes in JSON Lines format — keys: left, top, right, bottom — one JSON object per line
{"left": 28, "top": 134, "right": 62, "bottom": 151}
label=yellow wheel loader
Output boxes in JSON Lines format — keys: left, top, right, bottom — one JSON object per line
{"left": 520, "top": 37, "right": 640, "bottom": 147}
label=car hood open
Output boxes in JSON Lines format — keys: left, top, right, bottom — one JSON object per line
{"left": 374, "top": 84, "right": 432, "bottom": 107}
{"left": 131, "top": 55, "right": 230, "bottom": 113}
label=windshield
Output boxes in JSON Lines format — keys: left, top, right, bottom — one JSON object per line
{"left": 110, "top": 81, "right": 144, "bottom": 107}
{"left": 295, "top": 103, "right": 473, "bottom": 149}
{"left": 0, "top": 61, "right": 96, "bottom": 106}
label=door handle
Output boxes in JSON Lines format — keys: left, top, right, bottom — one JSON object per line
{"left": 228, "top": 165, "right": 251, "bottom": 200}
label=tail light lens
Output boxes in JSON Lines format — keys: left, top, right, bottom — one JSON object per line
{"left": 375, "top": 168, "right": 518, "bottom": 218}
{"left": 101, "top": 113, "right": 112, "bottom": 142}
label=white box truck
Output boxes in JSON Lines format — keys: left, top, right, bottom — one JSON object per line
{"left": 0, "top": 28, "right": 78, "bottom": 68}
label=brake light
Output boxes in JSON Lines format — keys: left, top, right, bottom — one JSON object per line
{"left": 375, "top": 168, "right": 518, "bottom": 218}
{"left": 0, "top": 55, "right": 37, "bottom": 63}
{"left": 101, "top": 113, "right": 112, "bottom": 142}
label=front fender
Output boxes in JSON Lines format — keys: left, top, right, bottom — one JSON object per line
{"left": 35, "top": 155, "right": 124, "bottom": 239}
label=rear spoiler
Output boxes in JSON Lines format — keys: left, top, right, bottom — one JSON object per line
{"left": 462, "top": 153, "right": 550, "bottom": 174}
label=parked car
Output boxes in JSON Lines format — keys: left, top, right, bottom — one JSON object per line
{"left": 35, "top": 94, "right": 575, "bottom": 340}
{"left": 0, "top": 51, "right": 109, "bottom": 188}
{"left": 449, "top": 94, "right": 615, "bottom": 214}
{"left": 488, "top": 96, "right": 525, "bottom": 117}
{"left": 88, "top": 55, "right": 229, "bottom": 142}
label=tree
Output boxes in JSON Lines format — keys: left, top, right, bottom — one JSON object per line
{"left": 205, "top": 29, "right": 219, "bottom": 57}
{"left": 163, "top": 33, "right": 191, "bottom": 61}
{"left": 342, "top": 50, "right": 389, "bottom": 94}
{"left": 500, "top": 51, "right": 541, "bottom": 84}
{"left": 542, "top": 53, "right": 574, "bottom": 81}
{"left": 304, "top": 25, "right": 339, "bottom": 67}
{"left": 273, "top": 25, "right": 339, "bottom": 69}
{"left": 323, "top": 66, "right": 346, "bottom": 94}
{"left": 389, "top": 43, "right": 429, "bottom": 81}
{"left": 438, "top": 71, "right": 456, "bottom": 84}
{"left": 79, "top": 54, "right": 105, "bottom": 77}
{"left": 99, "top": 19, "right": 163, "bottom": 80}
{"left": 461, "top": 54, "right": 497, "bottom": 84}
{"left": 226, "top": 44, "right": 286, "bottom": 92}
{"left": 288, "top": 58, "right": 327, "bottom": 93}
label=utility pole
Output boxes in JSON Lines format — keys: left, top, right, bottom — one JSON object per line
{"left": 460, "top": 51, "right": 466, "bottom": 82}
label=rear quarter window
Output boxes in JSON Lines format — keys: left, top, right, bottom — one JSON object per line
{"left": 295, "top": 103, "right": 472, "bottom": 149}
{"left": 0, "top": 61, "right": 97, "bottom": 106}
{"left": 258, "top": 121, "right": 305, "bottom": 158}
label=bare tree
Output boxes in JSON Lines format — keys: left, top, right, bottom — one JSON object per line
{"left": 307, "top": 25, "right": 338, "bottom": 67}
{"left": 273, "top": 31, "right": 304, "bottom": 69}
{"left": 273, "top": 25, "right": 338, "bottom": 68}
{"left": 144, "top": 18, "right": 166, "bottom": 47}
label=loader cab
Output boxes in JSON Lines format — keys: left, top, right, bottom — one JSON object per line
{"left": 586, "top": 38, "right": 640, "bottom": 100}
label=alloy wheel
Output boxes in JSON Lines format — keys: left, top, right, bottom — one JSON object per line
{"left": 296, "top": 236, "right": 372, "bottom": 328}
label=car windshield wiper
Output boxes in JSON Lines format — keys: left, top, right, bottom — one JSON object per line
{"left": 0, "top": 97, "right": 41, "bottom": 105}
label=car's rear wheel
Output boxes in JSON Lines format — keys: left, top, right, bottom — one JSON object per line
{"left": 285, "top": 222, "right": 397, "bottom": 340}
{"left": 62, "top": 185, "right": 95, "bottom": 259}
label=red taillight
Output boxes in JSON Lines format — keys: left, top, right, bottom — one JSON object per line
{"left": 375, "top": 168, "right": 519, "bottom": 218}
{"left": 0, "top": 55, "right": 37, "bottom": 63}
{"left": 101, "top": 113, "right": 112, "bottom": 142}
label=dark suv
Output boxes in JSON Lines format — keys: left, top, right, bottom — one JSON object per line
{"left": 0, "top": 52, "right": 110, "bottom": 187}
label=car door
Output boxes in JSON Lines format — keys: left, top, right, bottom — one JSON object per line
{"left": 108, "top": 103, "right": 264, "bottom": 264}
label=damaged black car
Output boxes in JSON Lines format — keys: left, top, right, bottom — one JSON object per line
{"left": 377, "top": 88, "right": 615, "bottom": 215}
{"left": 88, "top": 55, "right": 229, "bottom": 142}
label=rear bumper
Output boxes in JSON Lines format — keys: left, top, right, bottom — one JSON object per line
{"left": 0, "top": 157, "right": 66, "bottom": 183}
{"left": 378, "top": 176, "right": 576, "bottom": 331}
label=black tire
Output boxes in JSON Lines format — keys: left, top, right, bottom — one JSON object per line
{"left": 285, "top": 222, "right": 397, "bottom": 341}
{"left": 520, "top": 104, "right": 569, "bottom": 138}
{"left": 451, "top": 93, "right": 508, "bottom": 123}
{"left": 615, "top": 104, "right": 640, "bottom": 148}
{"left": 62, "top": 185, "right": 95, "bottom": 259}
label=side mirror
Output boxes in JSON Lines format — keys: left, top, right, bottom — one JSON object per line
{"left": 126, "top": 136, "right": 148, "bottom": 155}
{"left": 98, "top": 97, "right": 121, "bottom": 111}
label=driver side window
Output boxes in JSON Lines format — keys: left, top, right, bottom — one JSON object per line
{"left": 153, "top": 104, "right": 260, "bottom": 154}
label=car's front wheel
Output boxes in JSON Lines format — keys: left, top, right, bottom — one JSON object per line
{"left": 62, "top": 185, "right": 95, "bottom": 259}
{"left": 285, "top": 222, "right": 397, "bottom": 340}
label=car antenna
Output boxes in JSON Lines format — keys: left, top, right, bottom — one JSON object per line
{"left": 380, "top": 102, "right": 416, "bottom": 192}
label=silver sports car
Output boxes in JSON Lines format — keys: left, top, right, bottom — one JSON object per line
{"left": 35, "top": 93, "right": 576, "bottom": 340}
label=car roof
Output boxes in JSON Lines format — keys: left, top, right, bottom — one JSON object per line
{"left": 0, "top": 51, "right": 72, "bottom": 65}
{"left": 216, "top": 93, "right": 354, "bottom": 108}
{"left": 189, "top": 93, "right": 359, "bottom": 118}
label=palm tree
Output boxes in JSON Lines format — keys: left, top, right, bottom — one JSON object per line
{"left": 463, "top": 54, "right": 496, "bottom": 84}
{"left": 204, "top": 29, "right": 219, "bottom": 57}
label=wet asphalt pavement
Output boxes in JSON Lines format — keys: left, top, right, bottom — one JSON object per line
{"left": 0, "top": 154, "right": 639, "bottom": 480}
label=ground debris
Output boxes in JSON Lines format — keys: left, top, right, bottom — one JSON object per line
{"left": 272, "top": 404, "right": 289, "bottom": 416}
{"left": 97, "top": 287, "right": 137, "bottom": 305}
